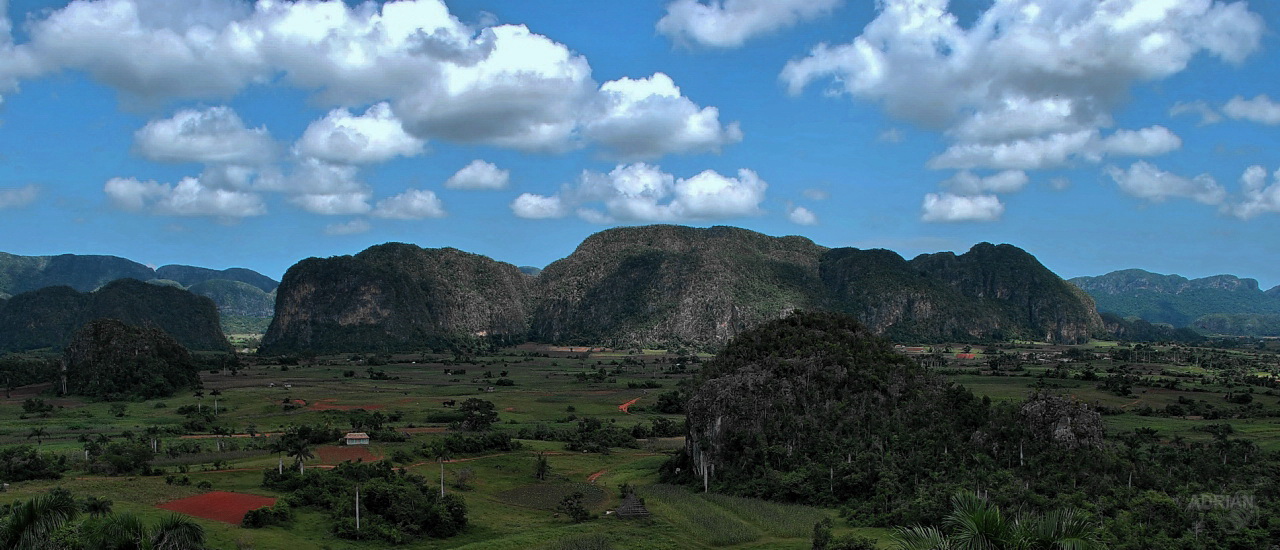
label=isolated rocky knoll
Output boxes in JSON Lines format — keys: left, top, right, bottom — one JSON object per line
{"left": 0, "top": 279, "right": 229, "bottom": 352}
{"left": 261, "top": 243, "right": 533, "bottom": 354}
{"left": 263, "top": 225, "right": 1103, "bottom": 352}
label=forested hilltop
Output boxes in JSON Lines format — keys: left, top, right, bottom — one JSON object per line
{"left": 0, "top": 252, "right": 278, "bottom": 335}
{"left": 263, "top": 225, "right": 1103, "bottom": 354}
{"left": 668, "top": 312, "right": 1279, "bottom": 549}
{"left": 0, "top": 279, "right": 230, "bottom": 352}
{"left": 1071, "top": 269, "right": 1280, "bottom": 336}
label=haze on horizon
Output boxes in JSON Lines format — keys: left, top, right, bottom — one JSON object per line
{"left": 0, "top": 0, "right": 1277, "bottom": 286}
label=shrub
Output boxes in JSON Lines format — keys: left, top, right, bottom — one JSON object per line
{"left": 242, "top": 502, "right": 293, "bottom": 528}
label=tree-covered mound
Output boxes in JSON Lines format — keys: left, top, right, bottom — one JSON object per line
{"left": 0, "top": 279, "right": 229, "bottom": 352}
{"left": 532, "top": 225, "right": 826, "bottom": 350}
{"left": 674, "top": 311, "right": 991, "bottom": 515}
{"left": 262, "top": 243, "right": 533, "bottom": 354}
{"left": 63, "top": 318, "right": 201, "bottom": 400}
{"left": 669, "top": 312, "right": 1280, "bottom": 548}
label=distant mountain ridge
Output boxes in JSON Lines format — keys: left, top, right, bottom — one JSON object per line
{"left": 1070, "top": 269, "right": 1280, "bottom": 330}
{"left": 0, "top": 279, "right": 230, "bottom": 352}
{"left": 262, "top": 225, "right": 1104, "bottom": 353}
{"left": 0, "top": 252, "right": 279, "bottom": 333}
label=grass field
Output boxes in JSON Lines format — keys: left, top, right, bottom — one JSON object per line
{"left": 2, "top": 339, "right": 1278, "bottom": 548}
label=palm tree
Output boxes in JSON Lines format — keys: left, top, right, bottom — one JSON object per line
{"left": 889, "top": 492, "right": 1103, "bottom": 550}
{"left": 148, "top": 513, "right": 206, "bottom": 550}
{"left": 82, "top": 496, "right": 114, "bottom": 517}
{"left": 0, "top": 490, "right": 80, "bottom": 549}
{"left": 81, "top": 512, "right": 205, "bottom": 550}
{"left": 285, "top": 437, "right": 314, "bottom": 475}
{"left": 26, "top": 427, "right": 47, "bottom": 447}
{"left": 266, "top": 438, "right": 287, "bottom": 475}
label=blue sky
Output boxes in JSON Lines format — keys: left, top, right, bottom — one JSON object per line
{"left": 0, "top": 0, "right": 1278, "bottom": 288}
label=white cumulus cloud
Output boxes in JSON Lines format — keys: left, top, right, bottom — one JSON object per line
{"left": 134, "top": 106, "right": 274, "bottom": 164}
{"left": 1105, "top": 161, "right": 1226, "bottom": 205}
{"left": 324, "top": 218, "right": 371, "bottom": 235}
{"left": 8, "top": 0, "right": 741, "bottom": 159}
{"left": 288, "top": 192, "right": 372, "bottom": 216}
{"left": 444, "top": 160, "right": 509, "bottom": 190}
{"left": 657, "top": 0, "right": 842, "bottom": 48}
{"left": 781, "top": 0, "right": 1261, "bottom": 213}
{"left": 104, "top": 176, "right": 266, "bottom": 218}
{"left": 921, "top": 193, "right": 1004, "bottom": 223}
{"left": 513, "top": 163, "right": 767, "bottom": 223}
{"left": 373, "top": 189, "right": 447, "bottom": 219}
{"left": 1169, "top": 100, "right": 1222, "bottom": 125}
{"left": 585, "top": 73, "right": 742, "bottom": 160}
{"left": 942, "top": 170, "right": 1029, "bottom": 195}
{"left": 295, "top": 102, "right": 425, "bottom": 164}
{"left": 510, "top": 193, "right": 568, "bottom": 219}
{"left": 787, "top": 205, "right": 818, "bottom": 225}
{"left": 0, "top": 184, "right": 39, "bottom": 209}
{"left": 1231, "top": 165, "right": 1280, "bottom": 220}
{"left": 1223, "top": 94, "right": 1280, "bottom": 125}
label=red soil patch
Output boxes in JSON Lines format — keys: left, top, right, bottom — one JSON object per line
{"left": 316, "top": 445, "right": 380, "bottom": 464}
{"left": 308, "top": 398, "right": 384, "bottom": 411}
{"left": 503, "top": 407, "right": 516, "bottom": 412}
{"left": 954, "top": 353, "right": 977, "bottom": 359}
{"left": 619, "top": 397, "right": 641, "bottom": 414}
{"left": 587, "top": 469, "right": 606, "bottom": 483}
{"left": 157, "top": 491, "right": 276, "bottom": 525}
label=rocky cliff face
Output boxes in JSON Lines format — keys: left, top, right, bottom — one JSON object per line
{"left": 531, "top": 225, "right": 826, "bottom": 349}
{"left": 910, "top": 243, "right": 1103, "bottom": 343}
{"left": 261, "top": 243, "right": 533, "bottom": 354}
{"left": 0, "top": 279, "right": 228, "bottom": 352}
{"left": 258, "top": 227, "right": 1107, "bottom": 353}
{"left": 820, "top": 247, "right": 991, "bottom": 341}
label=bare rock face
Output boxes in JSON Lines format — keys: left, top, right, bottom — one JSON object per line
{"left": 1019, "top": 392, "right": 1104, "bottom": 450}
{"left": 531, "top": 225, "right": 826, "bottom": 350}
{"left": 261, "top": 244, "right": 533, "bottom": 354}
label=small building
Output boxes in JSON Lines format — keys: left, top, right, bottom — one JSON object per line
{"left": 344, "top": 432, "right": 370, "bottom": 445}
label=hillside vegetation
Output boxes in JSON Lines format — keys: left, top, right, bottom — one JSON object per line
{"left": 261, "top": 243, "right": 533, "bottom": 354}
{"left": 264, "top": 225, "right": 1103, "bottom": 353}
{"left": 0, "top": 252, "right": 279, "bottom": 336}
{"left": 0, "top": 279, "right": 230, "bottom": 352}
{"left": 1072, "top": 269, "right": 1280, "bottom": 331}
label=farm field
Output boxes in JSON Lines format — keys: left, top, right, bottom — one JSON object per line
{"left": 0, "top": 347, "right": 887, "bottom": 549}
{"left": 3, "top": 339, "right": 1279, "bottom": 548}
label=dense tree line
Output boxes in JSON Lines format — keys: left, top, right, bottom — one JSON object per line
{"left": 667, "top": 311, "right": 1279, "bottom": 549}
{"left": 261, "top": 460, "right": 467, "bottom": 543}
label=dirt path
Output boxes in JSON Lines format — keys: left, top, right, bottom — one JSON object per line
{"left": 587, "top": 469, "right": 606, "bottom": 483}
{"left": 618, "top": 396, "right": 641, "bottom": 414}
